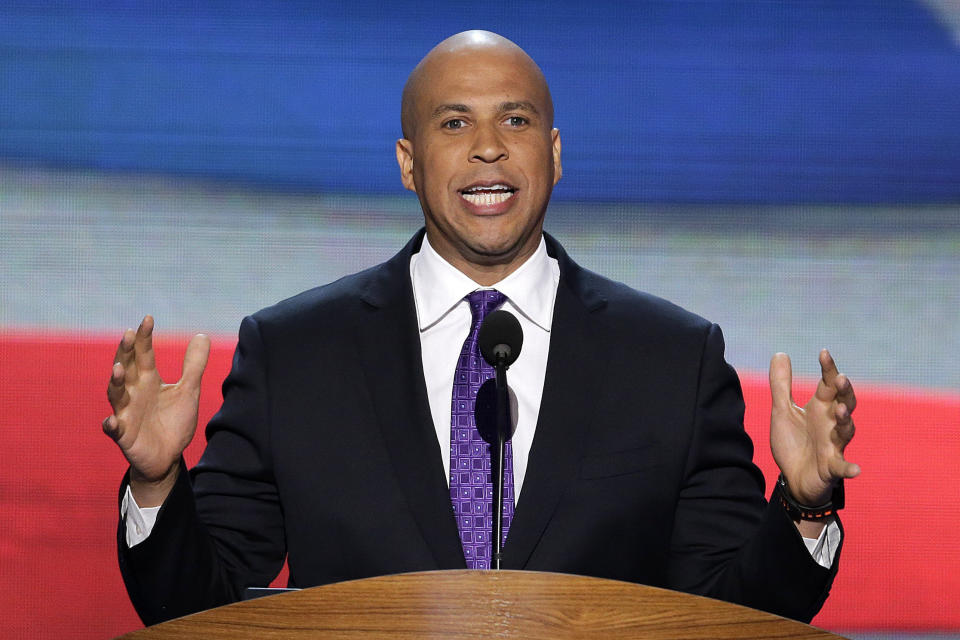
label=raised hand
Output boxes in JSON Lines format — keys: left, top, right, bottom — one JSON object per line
{"left": 769, "top": 349, "right": 860, "bottom": 509}
{"left": 102, "top": 315, "right": 210, "bottom": 506}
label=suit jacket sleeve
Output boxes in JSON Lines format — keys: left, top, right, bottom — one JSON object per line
{"left": 666, "top": 322, "right": 840, "bottom": 621}
{"left": 117, "top": 314, "right": 286, "bottom": 626}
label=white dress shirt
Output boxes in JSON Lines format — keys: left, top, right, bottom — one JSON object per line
{"left": 409, "top": 235, "right": 559, "bottom": 496}
{"left": 123, "top": 233, "right": 838, "bottom": 569}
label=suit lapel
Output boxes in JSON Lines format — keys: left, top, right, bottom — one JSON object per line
{"left": 354, "top": 232, "right": 466, "bottom": 569}
{"left": 502, "top": 236, "right": 609, "bottom": 569}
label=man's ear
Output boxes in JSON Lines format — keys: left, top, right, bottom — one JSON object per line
{"left": 551, "top": 128, "right": 562, "bottom": 185}
{"left": 396, "top": 138, "right": 416, "bottom": 192}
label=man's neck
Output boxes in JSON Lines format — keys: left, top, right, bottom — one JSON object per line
{"left": 425, "top": 234, "right": 541, "bottom": 286}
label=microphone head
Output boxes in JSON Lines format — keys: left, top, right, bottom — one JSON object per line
{"left": 478, "top": 309, "right": 523, "bottom": 367}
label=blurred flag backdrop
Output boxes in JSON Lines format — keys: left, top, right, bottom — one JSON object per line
{"left": 1, "top": 2, "right": 958, "bottom": 638}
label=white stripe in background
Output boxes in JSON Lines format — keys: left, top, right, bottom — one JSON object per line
{"left": 920, "top": 0, "right": 960, "bottom": 47}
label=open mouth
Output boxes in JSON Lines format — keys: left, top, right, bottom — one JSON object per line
{"left": 459, "top": 183, "right": 516, "bottom": 206}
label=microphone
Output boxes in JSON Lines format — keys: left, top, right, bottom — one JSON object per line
{"left": 476, "top": 308, "right": 523, "bottom": 570}
{"left": 478, "top": 310, "right": 523, "bottom": 368}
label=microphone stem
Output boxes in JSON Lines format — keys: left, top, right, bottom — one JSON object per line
{"left": 492, "top": 358, "right": 509, "bottom": 570}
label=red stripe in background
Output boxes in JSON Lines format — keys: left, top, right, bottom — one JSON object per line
{"left": 0, "top": 332, "right": 957, "bottom": 637}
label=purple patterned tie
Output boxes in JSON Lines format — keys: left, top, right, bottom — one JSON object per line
{"left": 450, "top": 289, "right": 515, "bottom": 569}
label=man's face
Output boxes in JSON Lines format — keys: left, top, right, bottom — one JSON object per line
{"left": 397, "top": 48, "right": 561, "bottom": 279}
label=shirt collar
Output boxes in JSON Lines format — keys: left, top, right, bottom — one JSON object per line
{"left": 410, "top": 234, "right": 558, "bottom": 333}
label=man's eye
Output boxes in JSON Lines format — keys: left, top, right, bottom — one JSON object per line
{"left": 443, "top": 119, "right": 465, "bottom": 129}
{"left": 506, "top": 116, "right": 528, "bottom": 127}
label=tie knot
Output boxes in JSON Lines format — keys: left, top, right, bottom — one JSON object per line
{"left": 466, "top": 289, "right": 506, "bottom": 326}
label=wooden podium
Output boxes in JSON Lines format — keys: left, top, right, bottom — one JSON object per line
{"left": 118, "top": 570, "right": 846, "bottom": 639}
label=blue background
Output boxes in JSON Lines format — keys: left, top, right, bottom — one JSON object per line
{"left": 2, "top": 0, "right": 959, "bottom": 203}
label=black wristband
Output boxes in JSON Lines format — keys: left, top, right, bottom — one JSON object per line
{"left": 778, "top": 474, "right": 844, "bottom": 521}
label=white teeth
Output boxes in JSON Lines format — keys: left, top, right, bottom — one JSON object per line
{"left": 462, "top": 191, "right": 514, "bottom": 206}
{"left": 467, "top": 184, "right": 511, "bottom": 192}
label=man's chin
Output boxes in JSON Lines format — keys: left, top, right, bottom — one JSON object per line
{"left": 462, "top": 236, "right": 537, "bottom": 266}
{"left": 425, "top": 219, "right": 542, "bottom": 270}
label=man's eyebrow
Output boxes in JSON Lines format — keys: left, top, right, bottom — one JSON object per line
{"left": 498, "top": 101, "right": 539, "bottom": 115}
{"left": 429, "top": 101, "right": 541, "bottom": 120}
{"left": 431, "top": 103, "right": 471, "bottom": 119}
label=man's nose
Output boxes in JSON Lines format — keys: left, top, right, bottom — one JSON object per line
{"left": 469, "top": 124, "right": 508, "bottom": 163}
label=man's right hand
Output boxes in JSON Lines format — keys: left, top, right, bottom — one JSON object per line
{"left": 103, "top": 315, "right": 211, "bottom": 507}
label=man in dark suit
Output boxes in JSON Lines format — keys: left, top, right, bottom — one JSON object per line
{"left": 104, "top": 31, "right": 859, "bottom": 626}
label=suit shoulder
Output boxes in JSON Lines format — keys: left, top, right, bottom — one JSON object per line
{"left": 577, "top": 268, "right": 714, "bottom": 336}
{"left": 249, "top": 262, "right": 386, "bottom": 329}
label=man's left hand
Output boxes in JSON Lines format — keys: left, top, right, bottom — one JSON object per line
{"left": 769, "top": 349, "right": 860, "bottom": 514}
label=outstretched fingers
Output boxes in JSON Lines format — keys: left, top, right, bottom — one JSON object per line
{"left": 112, "top": 327, "right": 136, "bottom": 376}
{"left": 106, "top": 361, "right": 130, "bottom": 409}
{"left": 105, "top": 316, "right": 156, "bottom": 444}
{"left": 101, "top": 414, "right": 121, "bottom": 440}
{"left": 814, "top": 348, "right": 841, "bottom": 403}
{"left": 817, "top": 349, "right": 857, "bottom": 431}
{"left": 134, "top": 315, "right": 157, "bottom": 373}
{"left": 103, "top": 361, "right": 128, "bottom": 442}
{"left": 834, "top": 371, "right": 857, "bottom": 413}
{"left": 817, "top": 350, "right": 860, "bottom": 478}
{"left": 768, "top": 352, "right": 796, "bottom": 411}
{"left": 179, "top": 333, "right": 211, "bottom": 392}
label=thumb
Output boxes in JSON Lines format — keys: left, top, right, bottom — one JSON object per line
{"left": 830, "top": 457, "right": 862, "bottom": 480}
{"left": 769, "top": 352, "right": 795, "bottom": 411}
{"left": 180, "top": 333, "right": 211, "bottom": 391}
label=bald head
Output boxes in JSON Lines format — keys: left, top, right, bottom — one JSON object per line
{"left": 401, "top": 30, "right": 554, "bottom": 139}
{"left": 394, "top": 30, "right": 562, "bottom": 284}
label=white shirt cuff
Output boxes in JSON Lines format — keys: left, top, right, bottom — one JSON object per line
{"left": 801, "top": 520, "right": 841, "bottom": 569}
{"left": 121, "top": 484, "right": 161, "bottom": 548}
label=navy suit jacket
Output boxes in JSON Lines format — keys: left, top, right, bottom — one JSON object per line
{"left": 118, "top": 230, "right": 840, "bottom": 625}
